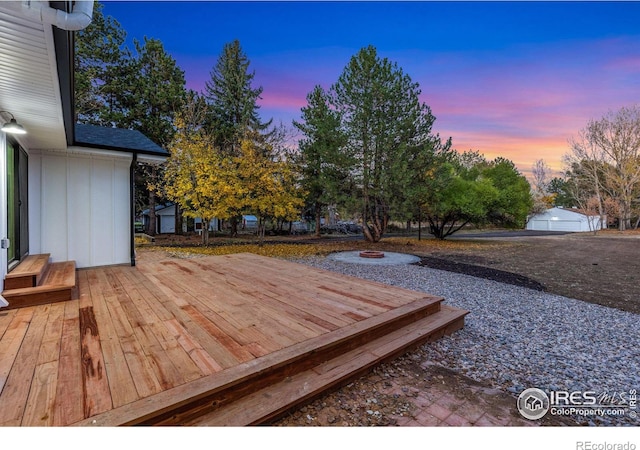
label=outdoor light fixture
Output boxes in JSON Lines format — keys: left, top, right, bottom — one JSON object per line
{"left": 0, "top": 111, "right": 27, "bottom": 135}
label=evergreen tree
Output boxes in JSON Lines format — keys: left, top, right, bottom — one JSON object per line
{"left": 204, "top": 40, "right": 270, "bottom": 155}
{"left": 122, "top": 37, "right": 186, "bottom": 147}
{"left": 74, "top": 1, "right": 129, "bottom": 125}
{"left": 294, "top": 86, "right": 350, "bottom": 236}
{"left": 124, "top": 37, "right": 186, "bottom": 235}
{"left": 331, "top": 46, "right": 439, "bottom": 242}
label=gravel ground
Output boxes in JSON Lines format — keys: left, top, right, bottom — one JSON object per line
{"left": 290, "top": 256, "right": 640, "bottom": 427}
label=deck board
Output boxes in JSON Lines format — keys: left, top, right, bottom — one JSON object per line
{"left": 53, "top": 300, "right": 84, "bottom": 426}
{"left": 0, "top": 252, "right": 463, "bottom": 426}
{"left": 0, "top": 305, "right": 49, "bottom": 426}
{"left": 0, "top": 308, "right": 34, "bottom": 395}
{"left": 90, "top": 288, "right": 138, "bottom": 409}
{"left": 0, "top": 309, "right": 18, "bottom": 339}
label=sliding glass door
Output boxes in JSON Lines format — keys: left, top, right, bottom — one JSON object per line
{"left": 6, "top": 140, "right": 28, "bottom": 267}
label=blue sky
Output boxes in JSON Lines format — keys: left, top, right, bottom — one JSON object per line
{"left": 101, "top": 1, "right": 640, "bottom": 176}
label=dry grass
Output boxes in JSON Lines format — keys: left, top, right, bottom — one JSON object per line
{"left": 144, "top": 235, "right": 518, "bottom": 260}
{"left": 147, "top": 241, "right": 357, "bottom": 259}
{"left": 140, "top": 231, "right": 640, "bottom": 314}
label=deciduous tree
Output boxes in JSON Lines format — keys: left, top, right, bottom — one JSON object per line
{"left": 421, "top": 156, "right": 499, "bottom": 239}
{"left": 421, "top": 153, "right": 532, "bottom": 239}
{"left": 162, "top": 116, "right": 240, "bottom": 245}
{"left": 584, "top": 106, "right": 640, "bottom": 230}
{"left": 236, "top": 140, "right": 305, "bottom": 243}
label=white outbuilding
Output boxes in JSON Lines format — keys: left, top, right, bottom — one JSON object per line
{"left": 526, "top": 207, "right": 606, "bottom": 232}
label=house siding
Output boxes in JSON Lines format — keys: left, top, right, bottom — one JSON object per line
{"left": 29, "top": 147, "right": 132, "bottom": 268}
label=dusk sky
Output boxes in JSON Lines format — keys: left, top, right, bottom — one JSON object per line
{"left": 101, "top": 1, "right": 640, "bottom": 177}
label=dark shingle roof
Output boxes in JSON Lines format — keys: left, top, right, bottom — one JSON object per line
{"left": 74, "top": 123, "right": 168, "bottom": 156}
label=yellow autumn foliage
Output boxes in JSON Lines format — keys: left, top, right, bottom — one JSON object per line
{"left": 163, "top": 124, "right": 305, "bottom": 239}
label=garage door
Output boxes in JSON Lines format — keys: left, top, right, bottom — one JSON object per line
{"left": 158, "top": 216, "right": 175, "bottom": 234}
{"left": 549, "top": 220, "right": 581, "bottom": 232}
{"left": 531, "top": 220, "right": 549, "bottom": 230}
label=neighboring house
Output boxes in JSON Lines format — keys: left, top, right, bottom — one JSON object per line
{"left": 141, "top": 205, "right": 260, "bottom": 235}
{"left": 242, "top": 215, "right": 258, "bottom": 230}
{"left": 0, "top": 1, "right": 167, "bottom": 294}
{"left": 142, "top": 203, "right": 178, "bottom": 235}
{"left": 526, "top": 207, "right": 606, "bottom": 232}
{"left": 141, "top": 204, "right": 223, "bottom": 235}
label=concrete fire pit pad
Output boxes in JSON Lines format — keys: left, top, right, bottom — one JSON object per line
{"left": 327, "top": 251, "right": 421, "bottom": 265}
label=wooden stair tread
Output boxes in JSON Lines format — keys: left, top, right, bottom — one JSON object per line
{"left": 73, "top": 296, "right": 448, "bottom": 426}
{"left": 5, "top": 254, "right": 50, "bottom": 278}
{"left": 40, "top": 261, "right": 76, "bottom": 287}
{"left": 2, "top": 261, "right": 77, "bottom": 309}
{"left": 3, "top": 254, "right": 51, "bottom": 290}
{"left": 2, "top": 283, "right": 75, "bottom": 297}
{"left": 184, "top": 305, "right": 468, "bottom": 426}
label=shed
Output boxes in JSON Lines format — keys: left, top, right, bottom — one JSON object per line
{"left": 526, "top": 207, "right": 606, "bottom": 232}
{"left": 142, "top": 204, "right": 176, "bottom": 234}
{"left": 242, "top": 215, "right": 258, "bottom": 230}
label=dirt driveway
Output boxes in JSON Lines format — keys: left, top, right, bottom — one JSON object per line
{"left": 417, "top": 231, "right": 640, "bottom": 315}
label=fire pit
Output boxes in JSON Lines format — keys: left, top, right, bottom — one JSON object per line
{"left": 359, "top": 250, "right": 385, "bottom": 259}
{"left": 328, "top": 251, "right": 420, "bottom": 265}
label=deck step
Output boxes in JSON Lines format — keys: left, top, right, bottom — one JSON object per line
{"left": 3, "top": 253, "right": 51, "bottom": 289}
{"left": 74, "top": 296, "right": 466, "bottom": 426}
{"left": 183, "top": 306, "right": 468, "bottom": 426}
{"left": 2, "top": 261, "right": 76, "bottom": 309}
{"left": 77, "top": 302, "right": 467, "bottom": 426}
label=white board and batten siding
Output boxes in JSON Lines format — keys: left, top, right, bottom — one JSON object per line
{"left": 29, "top": 147, "right": 132, "bottom": 268}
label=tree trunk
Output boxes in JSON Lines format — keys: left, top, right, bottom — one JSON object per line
{"left": 362, "top": 199, "right": 388, "bottom": 243}
{"left": 315, "top": 203, "right": 322, "bottom": 237}
{"left": 175, "top": 203, "right": 183, "bottom": 235}
{"left": 230, "top": 216, "right": 239, "bottom": 237}
{"left": 258, "top": 217, "right": 266, "bottom": 246}
{"left": 147, "top": 194, "right": 156, "bottom": 236}
{"left": 202, "top": 218, "right": 210, "bottom": 245}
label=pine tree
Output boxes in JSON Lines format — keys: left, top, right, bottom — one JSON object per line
{"left": 331, "top": 46, "right": 439, "bottom": 242}
{"left": 123, "top": 38, "right": 186, "bottom": 235}
{"left": 122, "top": 37, "right": 186, "bottom": 147}
{"left": 204, "top": 40, "right": 271, "bottom": 156}
{"left": 294, "top": 86, "right": 350, "bottom": 236}
{"left": 74, "top": 1, "right": 129, "bottom": 125}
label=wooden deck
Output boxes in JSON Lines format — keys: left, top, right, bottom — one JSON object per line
{"left": 0, "top": 252, "right": 467, "bottom": 426}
